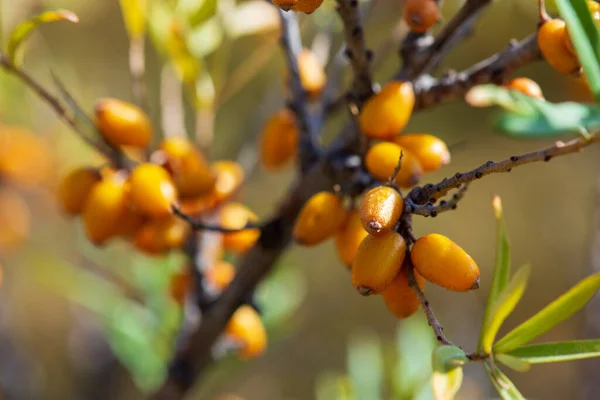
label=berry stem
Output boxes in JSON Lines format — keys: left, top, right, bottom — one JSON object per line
{"left": 537, "top": 0, "right": 550, "bottom": 25}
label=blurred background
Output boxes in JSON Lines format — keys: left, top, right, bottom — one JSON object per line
{"left": 1, "top": 0, "right": 599, "bottom": 399}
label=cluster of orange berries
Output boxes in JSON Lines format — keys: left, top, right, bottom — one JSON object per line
{"left": 273, "top": 0, "right": 324, "bottom": 14}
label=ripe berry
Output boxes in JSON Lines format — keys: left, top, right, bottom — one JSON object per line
{"left": 504, "top": 78, "right": 544, "bottom": 100}
{"left": 115, "top": 205, "right": 146, "bottom": 238}
{"left": 360, "top": 186, "right": 403, "bottom": 235}
{"left": 394, "top": 134, "right": 451, "bottom": 172}
{"left": 411, "top": 233, "right": 480, "bottom": 292}
{"left": 0, "top": 126, "right": 53, "bottom": 187}
{"left": 160, "top": 137, "right": 216, "bottom": 198}
{"left": 82, "top": 174, "right": 128, "bottom": 245}
{"left": 364, "top": 142, "right": 424, "bottom": 188}
{"left": 352, "top": 231, "right": 407, "bottom": 296}
{"left": 273, "top": 0, "right": 297, "bottom": 11}
{"left": 359, "top": 81, "right": 415, "bottom": 140}
{"left": 206, "top": 260, "right": 236, "bottom": 291}
{"left": 57, "top": 167, "right": 102, "bottom": 216}
{"left": 128, "top": 163, "right": 177, "bottom": 218}
{"left": 134, "top": 215, "right": 190, "bottom": 255}
{"left": 298, "top": 49, "right": 326, "bottom": 97}
{"left": 565, "top": 7, "right": 600, "bottom": 55}
{"left": 210, "top": 160, "right": 245, "bottom": 204}
{"left": 220, "top": 202, "right": 261, "bottom": 254}
{"left": 259, "top": 109, "right": 298, "bottom": 170}
{"left": 0, "top": 188, "right": 31, "bottom": 251}
{"left": 94, "top": 98, "right": 153, "bottom": 148}
{"left": 293, "top": 0, "right": 324, "bottom": 13}
{"left": 403, "top": 0, "right": 440, "bottom": 33}
{"left": 293, "top": 191, "right": 347, "bottom": 246}
{"left": 382, "top": 266, "right": 424, "bottom": 319}
{"left": 169, "top": 266, "right": 192, "bottom": 305}
{"left": 538, "top": 19, "right": 581, "bottom": 76}
{"left": 225, "top": 305, "right": 267, "bottom": 359}
{"left": 334, "top": 209, "right": 368, "bottom": 267}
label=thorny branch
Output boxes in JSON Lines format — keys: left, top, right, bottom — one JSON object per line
{"left": 407, "top": 184, "right": 469, "bottom": 217}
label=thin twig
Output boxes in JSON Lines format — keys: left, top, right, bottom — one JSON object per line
{"left": 172, "top": 205, "right": 263, "bottom": 232}
{"left": 408, "top": 184, "right": 469, "bottom": 217}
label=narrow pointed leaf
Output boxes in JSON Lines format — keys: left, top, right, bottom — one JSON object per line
{"left": 494, "top": 274, "right": 600, "bottom": 353}
{"left": 495, "top": 354, "right": 531, "bottom": 372}
{"left": 478, "top": 195, "right": 512, "bottom": 351}
{"left": 431, "top": 367, "right": 463, "bottom": 400}
{"left": 484, "top": 361, "right": 526, "bottom": 400}
{"left": 481, "top": 265, "right": 531, "bottom": 353}
{"left": 6, "top": 9, "right": 79, "bottom": 65}
{"left": 432, "top": 346, "right": 469, "bottom": 373}
{"left": 507, "top": 340, "right": 600, "bottom": 363}
{"left": 119, "top": 0, "right": 148, "bottom": 38}
{"left": 555, "top": 0, "right": 600, "bottom": 101}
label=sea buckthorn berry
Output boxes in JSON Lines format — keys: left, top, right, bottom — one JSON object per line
{"left": 565, "top": 9, "right": 600, "bottom": 55}
{"left": 293, "top": 0, "right": 324, "bottom": 13}
{"left": 364, "top": 142, "right": 424, "bottom": 188}
{"left": 169, "top": 267, "right": 193, "bottom": 305}
{"left": 206, "top": 260, "right": 236, "bottom": 291}
{"left": 504, "top": 78, "right": 545, "bottom": 100}
{"left": 0, "top": 126, "right": 53, "bottom": 187}
{"left": 411, "top": 233, "right": 480, "bottom": 292}
{"left": 334, "top": 209, "right": 368, "bottom": 267}
{"left": 82, "top": 175, "right": 128, "bottom": 245}
{"left": 128, "top": 163, "right": 177, "bottom": 218}
{"left": 259, "top": 109, "right": 298, "bottom": 170}
{"left": 382, "top": 266, "right": 424, "bottom": 319}
{"left": 359, "top": 81, "right": 415, "bottom": 140}
{"left": 273, "top": 0, "right": 297, "bottom": 11}
{"left": 160, "top": 137, "right": 215, "bottom": 198}
{"left": 293, "top": 191, "right": 347, "bottom": 246}
{"left": 298, "top": 49, "right": 326, "bottom": 97}
{"left": 538, "top": 19, "right": 581, "bottom": 76}
{"left": 360, "top": 186, "right": 403, "bottom": 235}
{"left": 211, "top": 161, "right": 245, "bottom": 204}
{"left": 0, "top": 188, "right": 31, "bottom": 251}
{"left": 134, "top": 215, "right": 190, "bottom": 255}
{"left": 115, "top": 205, "right": 146, "bottom": 239}
{"left": 57, "top": 167, "right": 102, "bottom": 216}
{"left": 351, "top": 231, "right": 407, "bottom": 296}
{"left": 225, "top": 305, "right": 267, "bottom": 359}
{"left": 394, "top": 134, "right": 451, "bottom": 172}
{"left": 403, "top": 0, "right": 440, "bottom": 33}
{"left": 220, "top": 202, "right": 261, "bottom": 254}
{"left": 94, "top": 98, "right": 152, "bottom": 148}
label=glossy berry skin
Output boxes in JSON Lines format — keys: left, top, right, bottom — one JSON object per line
{"left": 298, "top": 49, "right": 326, "bottom": 97}
{"left": 360, "top": 186, "right": 403, "bottom": 235}
{"left": 94, "top": 98, "right": 153, "bottom": 148}
{"left": 260, "top": 109, "right": 298, "bottom": 170}
{"left": 504, "top": 78, "right": 544, "bottom": 100}
{"left": 352, "top": 231, "right": 407, "bottom": 296}
{"left": 0, "top": 188, "right": 31, "bottom": 251}
{"left": 411, "top": 233, "right": 480, "bottom": 292}
{"left": 128, "top": 163, "right": 177, "bottom": 218}
{"left": 220, "top": 202, "right": 261, "bottom": 254}
{"left": 134, "top": 215, "right": 190, "bottom": 255}
{"left": 334, "top": 209, "right": 368, "bottom": 268}
{"left": 538, "top": 19, "right": 581, "bottom": 76}
{"left": 293, "top": 191, "right": 347, "bottom": 246}
{"left": 206, "top": 260, "right": 236, "bottom": 291}
{"left": 359, "top": 81, "right": 415, "bottom": 140}
{"left": 225, "top": 305, "right": 267, "bottom": 359}
{"left": 394, "top": 134, "right": 451, "bottom": 172}
{"left": 293, "top": 0, "right": 324, "bottom": 13}
{"left": 82, "top": 175, "right": 128, "bottom": 245}
{"left": 365, "top": 142, "right": 424, "bottom": 188}
{"left": 57, "top": 167, "right": 102, "bottom": 216}
{"left": 382, "top": 266, "right": 424, "bottom": 319}
{"left": 403, "top": 0, "right": 439, "bottom": 33}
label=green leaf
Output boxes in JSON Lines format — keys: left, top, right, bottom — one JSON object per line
{"left": 484, "top": 361, "right": 526, "bottom": 400}
{"left": 494, "top": 273, "right": 600, "bottom": 353}
{"left": 119, "top": 0, "right": 148, "bottom": 38}
{"left": 555, "top": 0, "right": 600, "bottom": 101}
{"left": 478, "top": 195, "right": 512, "bottom": 352}
{"left": 507, "top": 340, "right": 600, "bottom": 363}
{"left": 177, "top": 0, "right": 218, "bottom": 26}
{"left": 347, "top": 329, "right": 383, "bottom": 400}
{"left": 495, "top": 354, "right": 531, "bottom": 372}
{"left": 481, "top": 265, "right": 531, "bottom": 354}
{"left": 432, "top": 346, "right": 469, "bottom": 373}
{"left": 6, "top": 9, "right": 79, "bottom": 65}
{"left": 431, "top": 368, "right": 463, "bottom": 400}
{"left": 187, "top": 17, "right": 223, "bottom": 58}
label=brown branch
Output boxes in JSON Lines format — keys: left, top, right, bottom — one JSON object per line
{"left": 408, "top": 184, "right": 468, "bottom": 217}
{"left": 172, "top": 205, "right": 264, "bottom": 233}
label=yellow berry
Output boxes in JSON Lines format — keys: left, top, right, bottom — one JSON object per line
{"left": 359, "top": 81, "right": 415, "bottom": 140}
{"left": 211, "top": 160, "right": 246, "bottom": 204}
{"left": 403, "top": 0, "right": 440, "bottom": 33}
{"left": 538, "top": 19, "right": 581, "bottom": 75}
{"left": 364, "top": 142, "right": 424, "bottom": 188}
{"left": 206, "top": 260, "right": 236, "bottom": 291}
{"left": 225, "top": 305, "right": 267, "bottom": 359}
{"left": 504, "top": 78, "right": 545, "bottom": 100}
{"left": 411, "top": 233, "right": 480, "bottom": 292}
{"left": 334, "top": 209, "right": 368, "bottom": 268}
{"left": 82, "top": 175, "right": 128, "bottom": 245}
{"left": 0, "top": 125, "right": 53, "bottom": 187}
{"left": 293, "top": 0, "right": 324, "bottom": 13}
{"left": 359, "top": 186, "right": 403, "bottom": 235}
{"left": 382, "top": 266, "right": 424, "bottom": 319}
{"left": 293, "top": 191, "right": 347, "bottom": 246}
{"left": 259, "top": 109, "right": 298, "bottom": 170}
{"left": 128, "top": 163, "right": 177, "bottom": 218}
{"left": 94, "top": 98, "right": 153, "bottom": 148}
{"left": 394, "top": 134, "right": 451, "bottom": 172}
{"left": 57, "top": 167, "right": 102, "bottom": 216}
{"left": 220, "top": 202, "right": 261, "bottom": 254}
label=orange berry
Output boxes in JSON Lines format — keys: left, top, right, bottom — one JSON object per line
{"left": 297, "top": 49, "right": 326, "bottom": 97}
{"left": 538, "top": 19, "right": 581, "bottom": 75}
{"left": 94, "top": 98, "right": 153, "bottom": 148}
{"left": 259, "top": 109, "right": 298, "bottom": 170}
{"left": 411, "top": 233, "right": 480, "bottom": 292}
{"left": 115, "top": 205, "right": 146, "bottom": 238}
{"left": 394, "top": 134, "right": 451, "bottom": 172}
{"left": 225, "top": 305, "right": 267, "bottom": 358}
{"left": 206, "top": 260, "right": 236, "bottom": 291}
{"left": 293, "top": 191, "right": 347, "bottom": 246}
{"left": 0, "top": 125, "right": 53, "bottom": 187}
{"left": 160, "top": 137, "right": 216, "bottom": 198}
{"left": 351, "top": 231, "right": 407, "bottom": 296}
{"left": 82, "top": 175, "right": 128, "bottom": 245}
{"left": 169, "top": 267, "right": 193, "bottom": 305}
{"left": 57, "top": 167, "right": 102, "bottom": 216}
{"left": 293, "top": 0, "right": 324, "bottom": 13}
{"left": 565, "top": 9, "right": 600, "bottom": 54}
{"left": 0, "top": 188, "right": 31, "bottom": 251}
{"left": 359, "top": 186, "right": 403, "bottom": 235}
{"left": 382, "top": 266, "right": 424, "bottom": 319}
{"left": 359, "top": 81, "right": 415, "bottom": 140}
{"left": 133, "top": 214, "right": 190, "bottom": 255}
{"left": 220, "top": 202, "right": 261, "bottom": 254}
{"left": 211, "top": 161, "right": 245, "bottom": 204}
{"left": 334, "top": 209, "right": 368, "bottom": 267}
{"left": 128, "top": 163, "right": 177, "bottom": 218}
{"left": 403, "top": 0, "right": 439, "bottom": 33}
{"left": 504, "top": 78, "right": 544, "bottom": 100}
{"left": 273, "top": 0, "right": 297, "bottom": 11}
{"left": 364, "top": 142, "right": 424, "bottom": 188}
